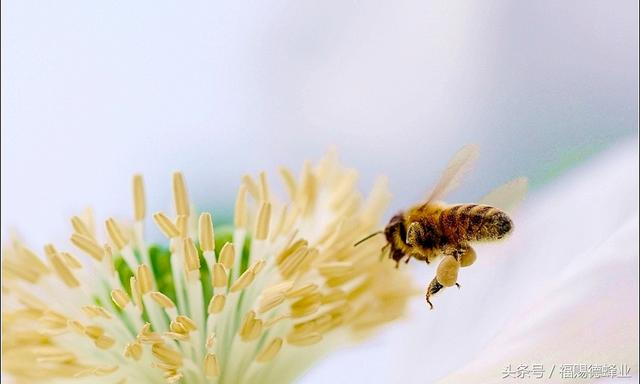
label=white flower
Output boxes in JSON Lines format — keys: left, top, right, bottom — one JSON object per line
{"left": 434, "top": 141, "right": 639, "bottom": 384}
{"left": 1, "top": 151, "right": 415, "bottom": 383}
{"left": 299, "top": 140, "right": 638, "bottom": 384}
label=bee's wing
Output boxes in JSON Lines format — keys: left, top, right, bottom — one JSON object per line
{"left": 479, "top": 177, "right": 528, "bottom": 214}
{"left": 426, "top": 144, "right": 480, "bottom": 203}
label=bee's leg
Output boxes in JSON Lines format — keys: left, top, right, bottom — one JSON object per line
{"left": 436, "top": 255, "right": 460, "bottom": 287}
{"left": 379, "top": 243, "right": 391, "bottom": 262}
{"left": 459, "top": 245, "right": 476, "bottom": 268}
{"left": 391, "top": 250, "right": 403, "bottom": 269}
{"left": 443, "top": 245, "right": 461, "bottom": 259}
{"left": 423, "top": 249, "right": 436, "bottom": 264}
{"left": 406, "top": 222, "right": 424, "bottom": 248}
{"left": 387, "top": 245, "right": 405, "bottom": 268}
{"left": 426, "top": 256, "right": 462, "bottom": 308}
{"left": 425, "top": 277, "right": 443, "bottom": 310}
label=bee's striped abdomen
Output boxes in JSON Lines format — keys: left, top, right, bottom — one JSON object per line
{"left": 439, "top": 204, "right": 512, "bottom": 242}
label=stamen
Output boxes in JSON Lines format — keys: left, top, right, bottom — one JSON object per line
{"left": 255, "top": 202, "right": 271, "bottom": 240}
{"left": 208, "top": 295, "right": 225, "bottom": 314}
{"left": 279, "top": 247, "right": 309, "bottom": 279}
{"left": 123, "top": 342, "right": 142, "bottom": 361}
{"left": 102, "top": 245, "right": 115, "bottom": 276}
{"left": 84, "top": 325, "right": 104, "bottom": 339}
{"left": 257, "top": 291, "right": 285, "bottom": 314}
{"left": 290, "top": 293, "right": 322, "bottom": 318}
{"left": 259, "top": 172, "right": 269, "bottom": 201}
{"left": 152, "top": 343, "right": 183, "bottom": 367}
{"left": 105, "top": 218, "right": 128, "bottom": 250}
{"left": 40, "top": 311, "right": 68, "bottom": 329}
{"left": 44, "top": 245, "right": 79, "bottom": 288}
{"left": 150, "top": 292, "right": 175, "bottom": 309}
{"left": 68, "top": 319, "right": 85, "bottom": 333}
{"left": 175, "top": 315, "right": 197, "bottom": 332}
{"left": 153, "top": 212, "right": 180, "bottom": 238}
{"left": 285, "top": 283, "right": 318, "bottom": 299}
{"left": 255, "top": 337, "right": 283, "bottom": 363}
{"left": 171, "top": 216, "right": 186, "bottom": 240}
{"left": 136, "top": 264, "right": 153, "bottom": 294}
{"left": 94, "top": 334, "right": 116, "bottom": 349}
{"left": 164, "top": 332, "right": 189, "bottom": 341}
{"left": 198, "top": 213, "right": 215, "bottom": 252}
{"left": 242, "top": 175, "right": 260, "bottom": 201}
{"left": 82, "top": 305, "right": 111, "bottom": 319}
{"left": 137, "top": 324, "right": 164, "bottom": 345}
{"left": 170, "top": 321, "right": 187, "bottom": 334}
{"left": 250, "top": 259, "right": 266, "bottom": 275}
{"left": 234, "top": 185, "right": 248, "bottom": 229}
{"left": 321, "top": 289, "right": 346, "bottom": 304}
{"left": 71, "top": 216, "right": 94, "bottom": 239}
{"left": 230, "top": 269, "right": 256, "bottom": 292}
{"left": 239, "top": 311, "right": 263, "bottom": 342}
{"left": 70, "top": 233, "right": 103, "bottom": 261}
{"left": 132, "top": 174, "right": 146, "bottom": 221}
{"left": 18, "top": 245, "right": 50, "bottom": 275}
{"left": 286, "top": 331, "right": 322, "bottom": 346}
{"left": 276, "top": 239, "right": 308, "bottom": 266}
{"left": 270, "top": 205, "right": 289, "bottom": 241}
{"left": 204, "top": 353, "right": 219, "bottom": 378}
{"left": 172, "top": 172, "right": 190, "bottom": 217}
{"left": 211, "top": 263, "right": 228, "bottom": 288}
{"left": 182, "top": 238, "right": 200, "bottom": 273}
{"left": 299, "top": 161, "right": 317, "bottom": 215}
{"left": 317, "top": 261, "right": 354, "bottom": 278}
{"left": 218, "top": 242, "right": 235, "bottom": 269}
{"left": 130, "top": 277, "right": 142, "bottom": 311}
{"left": 278, "top": 167, "right": 298, "bottom": 201}
{"left": 264, "top": 314, "right": 290, "bottom": 328}
{"left": 3, "top": 261, "right": 39, "bottom": 283}
{"left": 91, "top": 365, "right": 119, "bottom": 376}
{"left": 35, "top": 350, "right": 76, "bottom": 364}
{"left": 60, "top": 252, "right": 82, "bottom": 269}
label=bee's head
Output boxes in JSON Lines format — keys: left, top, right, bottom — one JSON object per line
{"left": 383, "top": 213, "right": 407, "bottom": 266}
{"left": 384, "top": 213, "right": 405, "bottom": 240}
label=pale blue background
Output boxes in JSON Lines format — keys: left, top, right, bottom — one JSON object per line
{"left": 1, "top": 1, "right": 638, "bottom": 382}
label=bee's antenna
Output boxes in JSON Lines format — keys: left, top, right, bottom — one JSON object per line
{"left": 354, "top": 231, "right": 384, "bottom": 247}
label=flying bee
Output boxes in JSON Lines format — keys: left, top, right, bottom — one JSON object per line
{"left": 356, "top": 145, "right": 527, "bottom": 309}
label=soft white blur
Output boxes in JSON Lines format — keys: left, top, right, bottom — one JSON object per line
{"left": 1, "top": 1, "right": 638, "bottom": 383}
{"left": 2, "top": 1, "right": 637, "bottom": 246}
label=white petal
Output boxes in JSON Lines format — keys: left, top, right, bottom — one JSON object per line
{"left": 439, "top": 216, "right": 638, "bottom": 383}
{"left": 393, "top": 140, "right": 638, "bottom": 383}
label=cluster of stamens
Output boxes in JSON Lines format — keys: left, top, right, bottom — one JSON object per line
{"left": 1, "top": 151, "right": 415, "bottom": 383}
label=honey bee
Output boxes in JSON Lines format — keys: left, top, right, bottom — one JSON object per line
{"left": 356, "top": 145, "right": 527, "bottom": 309}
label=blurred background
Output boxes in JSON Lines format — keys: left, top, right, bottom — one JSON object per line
{"left": 2, "top": 1, "right": 637, "bottom": 246}
{"left": 1, "top": 1, "right": 638, "bottom": 382}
